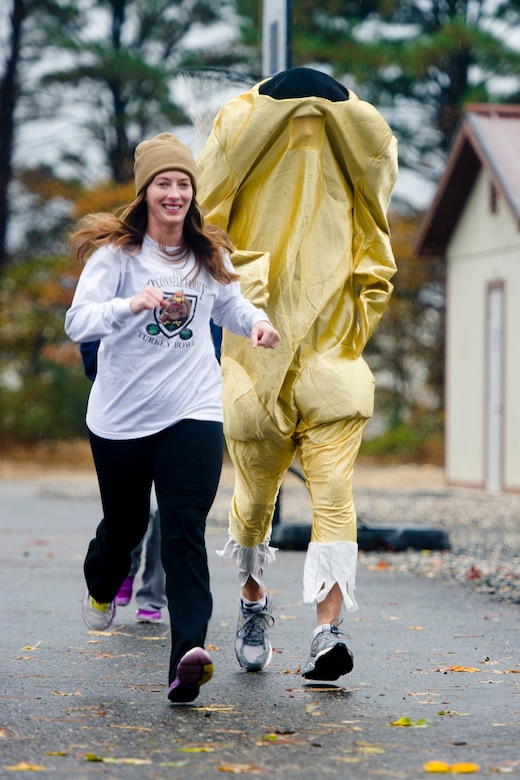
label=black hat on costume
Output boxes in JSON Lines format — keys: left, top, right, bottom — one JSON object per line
{"left": 259, "top": 67, "right": 349, "bottom": 102}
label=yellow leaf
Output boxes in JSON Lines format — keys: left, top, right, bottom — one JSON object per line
{"left": 22, "top": 642, "right": 41, "bottom": 651}
{"left": 445, "top": 666, "right": 481, "bottom": 673}
{"left": 6, "top": 763, "right": 45, "bottom": 771}
{"left": 452, "top": 764, "right": 480, "bottom": 774}
{"left": 391, "top": 717, "right": 431, "bottom": 728}
{"left": 424, "top": 761, "right": 452, "bottom": 773}
{"left": 178, "top": 746, "right": 216, "bottom": 753}
{"left": 409, "top": 626, "right": 425, "bottom": 631}
{"left": 158, "top": 760, "right": 190, "bottom": 767}
{"left": 423, "top": 761, "right": 480, "bottom": 774}
{"left": 391, "top": 717, "right": 414, "bottom": 727}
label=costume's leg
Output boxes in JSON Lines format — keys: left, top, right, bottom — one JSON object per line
{"left": 135, "top": 487, "right": 167, "bottom": 612}
{"left": 220, "top": 434, "right": 294, "bottom": 672}
{"left": 153, "top": 420, "right": 222, "bottom": 686}
{"left": 297, "top": 417, "right": 366, "bottom": 681}
{"left": 298, "top": 417, "right": 367, "bottom": 612}
{"left": 85, "top": 432, "right": 153, "bottom": 603}
{"left": 218, "top": 434, "right": 294, "bottom": 587}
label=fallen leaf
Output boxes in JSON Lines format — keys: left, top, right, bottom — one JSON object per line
{"left": 177, "top": 745, "right": 217, "bottom": 753}
{"left": 424, "top": 760, "right": 451, "bottom": 773}
{"left": 193, "top": 704, "right": 237, "bottom": 713}
{"left": 390, "top": 717, "right": 432, "bottom": 728}
{"left": 158, "top": 760, "right": 190, "bottom": 767}
{"left": 409, "top": 626, "right": 425, "bottom": 631}
{"left": 437, "top": 710, "right": 469, "bottom": 717}
{"left": 423, "top": 761, "right": 480, "bottom": 774}
{"left": 305, "top": 701, "right": 322, "bottom": 716}
{"left": 445, "top": 666, "right": 481, "bottom": 673}
{"left": 218, "top": 762, "right": 264, "bottom": 773}
{"left": 356, "top": 745, "right": 386, "bottom": 755}
{"left": 22, "top": 642, "right": 41, "bottom": 652}
{"left": 451, "top": 763, "right": 480, "bottom": 774}
{"left": 6, "top": 763, "right": 45, "bottom": 771}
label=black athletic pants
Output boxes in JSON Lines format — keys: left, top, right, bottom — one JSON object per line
{"left": 85, "top": 419, "right": 223, "bottom": 684}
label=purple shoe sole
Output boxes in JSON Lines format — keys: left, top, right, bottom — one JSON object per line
{"left": 115, "top": 577, "right": 134, "bottom": 606}
{"left": 168, "top": 647, "right": 214, "bottom": 704}
{"left": 136, "top": 609, "right": 162, "bottom": 623}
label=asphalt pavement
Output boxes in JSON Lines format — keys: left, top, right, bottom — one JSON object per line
{"left": 1, "top": 466, "right": 519, "bottom": 779}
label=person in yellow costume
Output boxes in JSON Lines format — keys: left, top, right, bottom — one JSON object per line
{"left": 197, "top": 67, "right": 398, "bottom": 681}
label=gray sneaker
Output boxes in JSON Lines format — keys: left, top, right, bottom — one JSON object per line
{"left": 302, "top": 622, "right": 354, "bottom": 681}
{"left": 235, "top": 595, "right": 275, "bottom": 672}
{"left": 82, "top": 590, "right": 116, "bottom": 631}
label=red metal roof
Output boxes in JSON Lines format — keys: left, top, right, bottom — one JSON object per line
{"left": 415, "top": 104, "right": 520, "bottom": 256}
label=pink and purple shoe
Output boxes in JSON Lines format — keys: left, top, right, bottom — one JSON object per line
{"left": 168, "top": 647, "right": 214, "bottom": 704}
{"left": 136, "top": 608, "right": 162, "bottom": 623}
{"left": 115, "top": 576, "right": 134, "bottom": 606}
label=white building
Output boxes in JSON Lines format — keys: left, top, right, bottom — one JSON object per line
{"left": 416, "top": 105, "right": 520, "bottom": 493}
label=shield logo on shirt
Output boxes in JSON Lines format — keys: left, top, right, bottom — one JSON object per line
{"left": 153, "top": 290, "right": 197, "bottom": 339}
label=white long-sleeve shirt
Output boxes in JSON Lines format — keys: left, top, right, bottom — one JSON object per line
{"left": 65, "top": 235, "right": 268, "bottom": 439}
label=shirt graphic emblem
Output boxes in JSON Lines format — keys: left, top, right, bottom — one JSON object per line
{"left": 146, "top": 290, "right": 197, "bottom": 340}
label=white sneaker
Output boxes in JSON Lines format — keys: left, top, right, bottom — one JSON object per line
{"left": 82, "top": 590, "right": 116, "bottom": 630}
{"left": 235, "top": 594, "right": 274, "bottom": 672}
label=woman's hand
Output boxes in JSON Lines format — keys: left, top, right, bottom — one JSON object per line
{"left": 250, "top": 320, "right": 281, "bottom": 349}
{"left": 130, "top": 285, "right": 167, "bottom": 314}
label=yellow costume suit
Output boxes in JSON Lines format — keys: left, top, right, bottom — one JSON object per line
{"left": 197, "top": 69, "right": 398, "bottom": 612}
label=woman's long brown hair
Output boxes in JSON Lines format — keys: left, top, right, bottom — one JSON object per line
{"left": 69, "top": 191, "right": 238, "bottom": 284}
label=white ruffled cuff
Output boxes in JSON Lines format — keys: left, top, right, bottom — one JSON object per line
{"left": 303, "top": 541, "right": 358, "bottom": 611}
{"left": 217, "top": 536, "right": 278, "bottom": 588}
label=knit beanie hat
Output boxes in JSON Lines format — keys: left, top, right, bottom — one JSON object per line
{"left": 134, "top": 132, "right": 198, "bottom": 195}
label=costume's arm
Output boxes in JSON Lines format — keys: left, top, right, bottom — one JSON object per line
{"left": 352, "top": 135, "right": 398, "bottom": 356}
